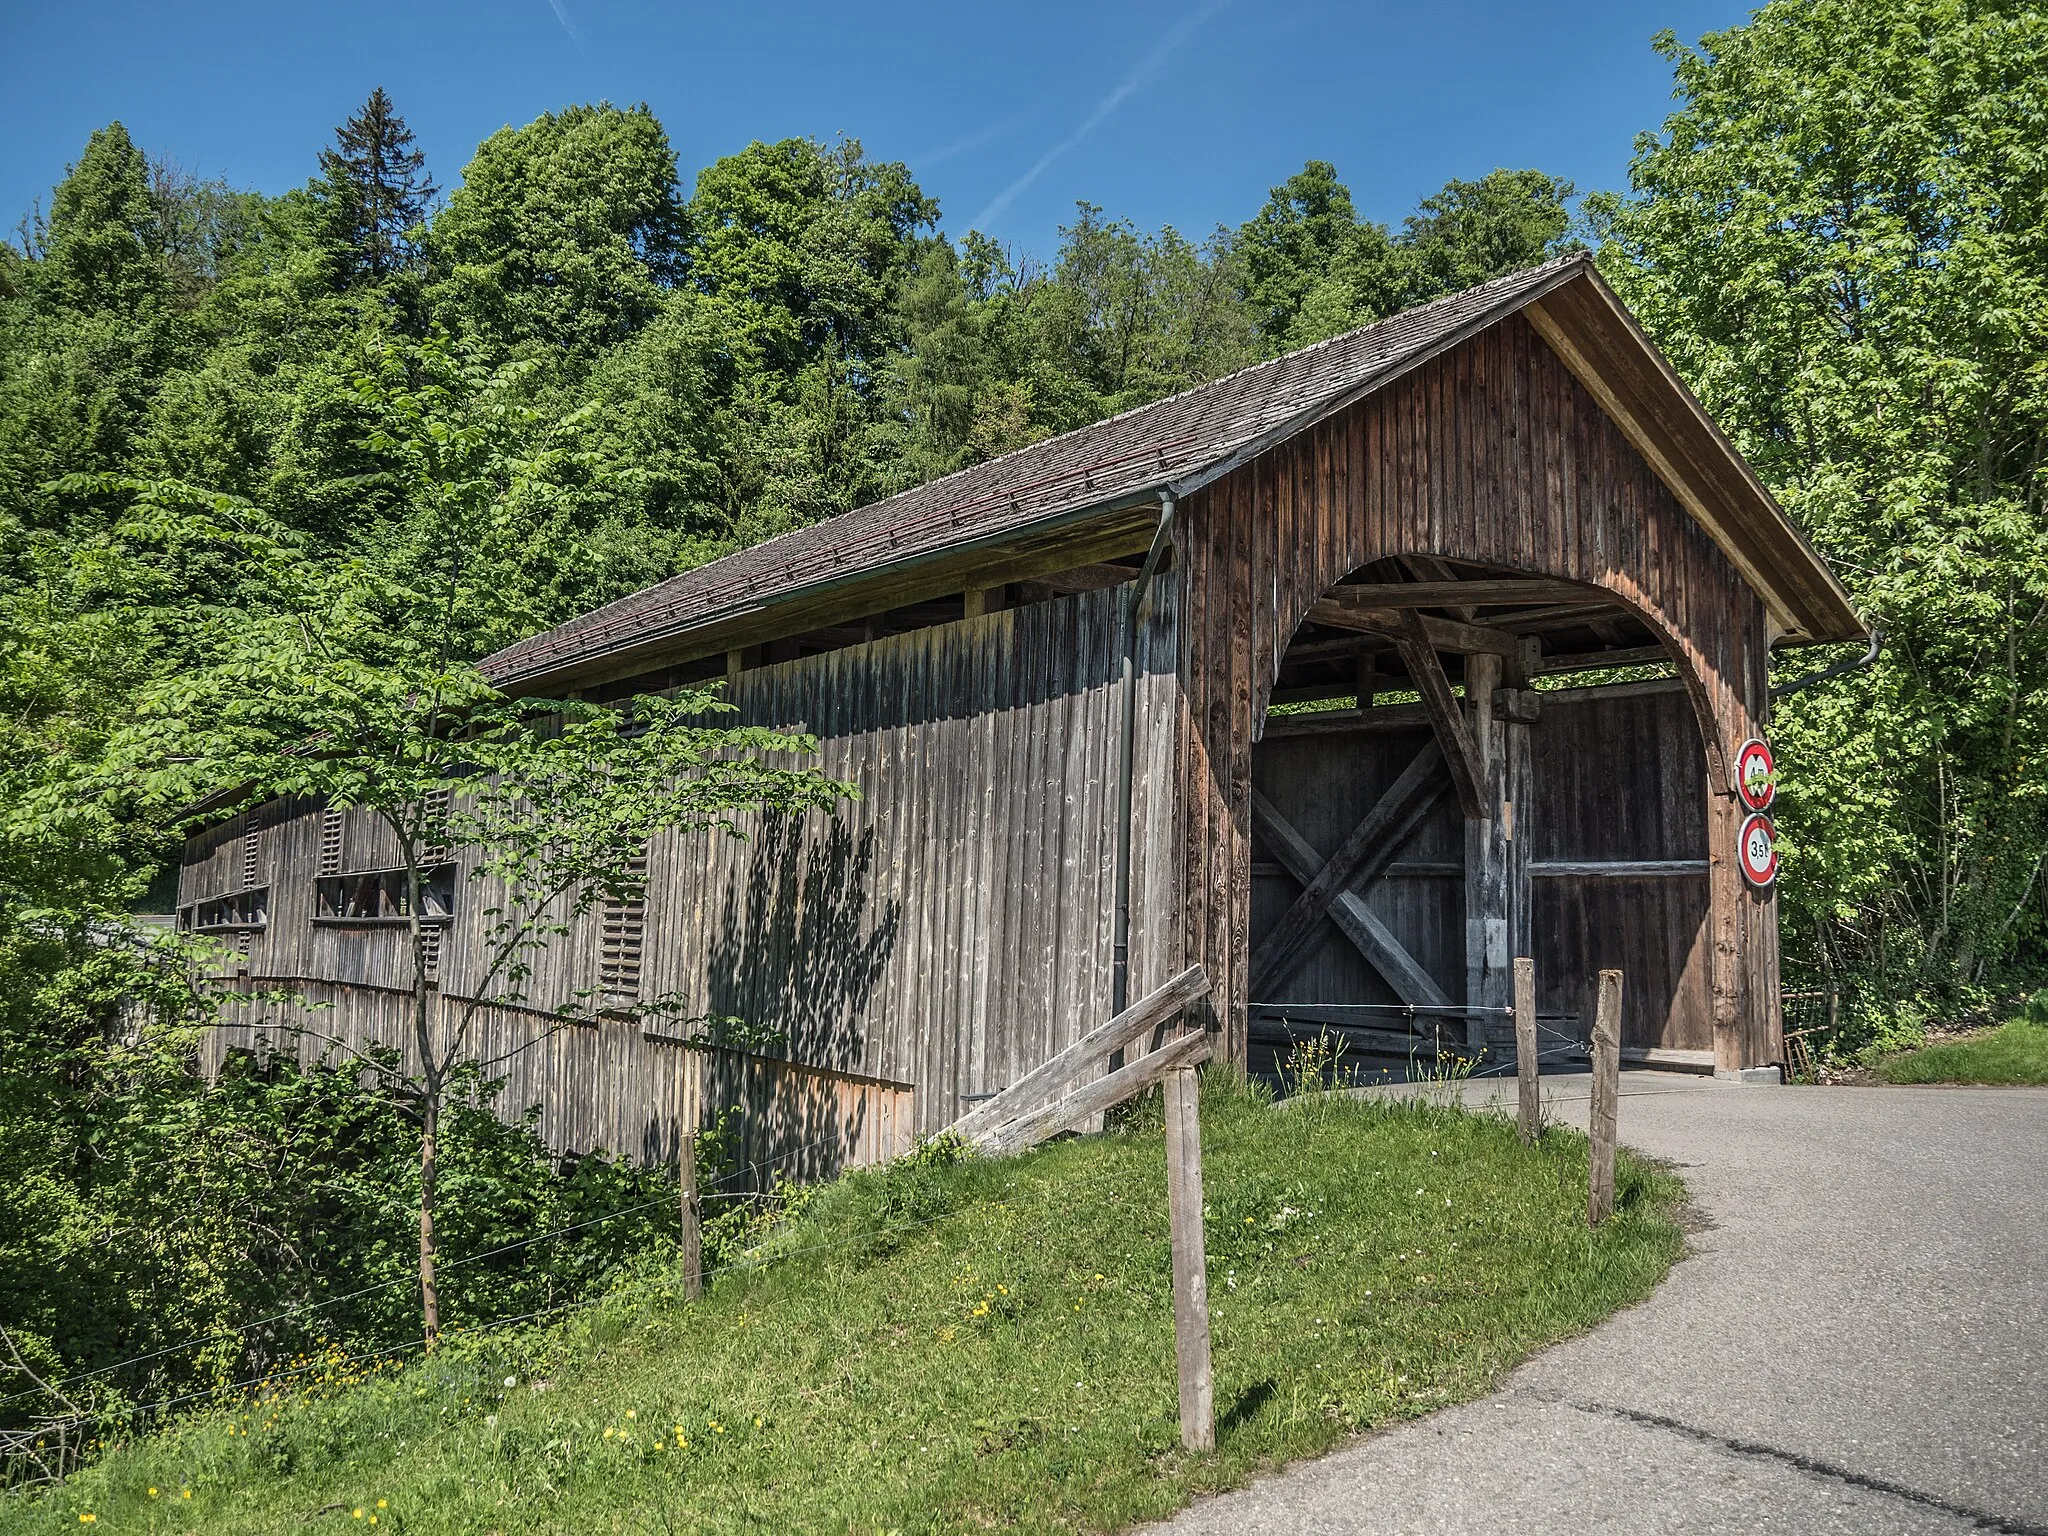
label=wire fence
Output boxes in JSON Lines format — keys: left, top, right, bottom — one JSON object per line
{"left": 0, "top": 1132, "right": 1001, "bottom": 1489}
{"left": 0, "top": 1125, "right": 857, "bottom": 1432}
{"left": 2, "top": 984, "right": 1816, "bottom": 1488}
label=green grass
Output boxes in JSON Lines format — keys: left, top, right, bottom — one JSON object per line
{"left": 7, "top": 1074, "right": 1684, "bottom": 1535}
{"left": 1874, "top": 1018, "right": 2048, "bottom": 1085}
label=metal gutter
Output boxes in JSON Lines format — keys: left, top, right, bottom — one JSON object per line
{"left": 1111, "top": 491, "right": 1178, "bottom": 1018}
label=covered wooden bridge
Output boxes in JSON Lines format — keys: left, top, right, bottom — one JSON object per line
{"left": 182, "top": 253, "right": 1864, "bottom": 1169}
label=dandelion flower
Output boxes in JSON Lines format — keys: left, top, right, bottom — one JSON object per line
{"left": 753, "top": 1417, "right": 763, "bottom": 1428}
{"left": 626, "top": 1409, "right": 636, "bottom": 1419}
{"left": 603, "top": 1427, "right": 616, "bottom": 1439}
{"left": 147, "top": 1489, "right": 158, "bottom": 1498}
{"left": 377, "top": 1500, "right": 387, "bottom": 1509}
{"left": 353, "top": 1511, "right": 364, "bottom": 1520}
{"left": 182, "top": 1490, "right": 192, "bottom": 1499}
{"left": 79, "top": 1516, "right": 96, "bottom": 1525}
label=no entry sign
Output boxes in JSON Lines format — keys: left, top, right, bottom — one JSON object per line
{"left": 1738, "top": 812, "right": 1778, "bottom": 888}
{"left": 1735, "top": 737, "right": 1776, "bottom": 811}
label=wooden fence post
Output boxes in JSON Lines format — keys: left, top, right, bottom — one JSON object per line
{"left": 1163, "top": 1064, "right": 1215, "bottom": 1452}
{"left": 679, "top": 1129, "right": 703, "bottom": 1301}
{"left": 1587, "top": 969, "right": 1623, "bottom": 1226}
{"left": 1514, "top": 956, "right": 1538, "bottom": 1145}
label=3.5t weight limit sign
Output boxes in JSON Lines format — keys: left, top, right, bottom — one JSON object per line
{"left": 1733, "top": 738, "right": 1778, "bottom": 887}
{"left": 1738, "top": 812, "right": 1778, "bottom": 888}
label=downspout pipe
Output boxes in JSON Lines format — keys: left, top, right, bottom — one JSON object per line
{"left": 1769, "top": 628, "right": 1883, "bottom": 701}
{"left": 1111, "top": 490, "right": 1178, "bottom": 1018}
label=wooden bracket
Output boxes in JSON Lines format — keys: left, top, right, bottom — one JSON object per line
{"left": 975, "top": 1029, "right": 1210, "bottom": 1157}
{"left": 1249, "top": 743, "right": 1449, "bottom": 993}
{"left": 1493, "top": 687, "right": 1543, "bottom": 725}
{"left": 1393, "top": 613, "right": 1487, "bottom": 820}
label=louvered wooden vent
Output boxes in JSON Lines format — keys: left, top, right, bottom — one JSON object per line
{"left": 599, "top": 851, "right": 650, "bottom": 1009}
{"left": 318, "top": 807, "right": 345, "bottom": 877}
{"left": 423, "top": 787, "right": 452, "bottom": 862}
{"left": 241, "top": 826, "right": 260, "bottom": 889}
{"left": 421, "top": 924, "right": 443, "bottom": 984}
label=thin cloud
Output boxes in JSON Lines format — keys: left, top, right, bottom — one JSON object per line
{"left": 912, "top": 113, "right": 1035, "bottom": 171}
{"left": 545, "top": 0, "right": 583, "bottom": 47}
{"left": 969, "top": 0, "right": 1231, "bottom": 233}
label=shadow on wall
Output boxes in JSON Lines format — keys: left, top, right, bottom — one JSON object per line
{"left": 706, "top": 810, "right": 901, "bottom": 1078}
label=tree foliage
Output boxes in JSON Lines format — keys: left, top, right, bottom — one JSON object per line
{"left": 1591, "top": 0, "right": 2048, "bottom": 1009}
{"left": 0, "top": 54, "right": 1875, "bottom": 1433}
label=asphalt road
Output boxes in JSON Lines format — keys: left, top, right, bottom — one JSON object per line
{"left": 1148, "top": 1073, "right": 2048, "bottom": 1535}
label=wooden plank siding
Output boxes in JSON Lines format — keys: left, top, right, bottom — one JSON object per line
{"left": 1528, "top": 682, "right": 1713, "bottom": 1053}
{"left": 198, "top": 980, "right": 917, "bottom": 1180}
{"left": 182, "top": 583, "right": 1182, "bottom": 1171}
{"left": 1175, "top": 312, "right": 1779, "bottom": 1071}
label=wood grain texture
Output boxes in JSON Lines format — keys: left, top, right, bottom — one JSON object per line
{"left": 1175, "top": 312, "right": 1780, "bottom": 1068}
{"left": 947, "top": 964, "right": 1209, "bottom": 1141}
{"left": 1514, "top": 955, "right": 1538, "bottom": 1143}
{"left": 975, "top": 1028, "right": 1210, "bottom": 1157}
{"left": 189, "top": 582, "right": 1182, "bottom": 1168}
{"left": 1588, "top": 968, "right": 1623, "bottom": 1225}
{"left": 1164, "top": 1063, "right": 1216, "bottom": 1452}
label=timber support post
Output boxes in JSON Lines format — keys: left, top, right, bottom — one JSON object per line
{"left": 679, "top": 1129, "right": 703, "bottom": 1301}
{"left": 1514, "top": 955, "right": 1538, "bottom": 1144}
{"left": 1164, "top": 1063, "right": 1215, "bottom": 1452}
{"left": 1588, "top": 969, "right": 1623, "bottom": 1225}
{"left": 1463, "top": 651, "right": 1508, "bottom": 1051}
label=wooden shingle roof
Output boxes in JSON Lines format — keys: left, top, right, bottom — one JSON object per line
{"left": 483, "top": 254, "right": 1861, "bottom": 690}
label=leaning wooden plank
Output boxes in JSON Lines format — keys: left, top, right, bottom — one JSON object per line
{"left": 1250, "top": 791, "right": 1453, "bottom": 1007}
{"left": 948, "top": 964, "right": 1210, "bottom": 1140}
{"left": 976, "top": 1028, "right": 1212, "bottom": 1157}
{"left": 1392, "top": 612, "right": 1486, "bottom": 818}
{"left": 1248, "top": 754, "right": 1449, "bottom": 994}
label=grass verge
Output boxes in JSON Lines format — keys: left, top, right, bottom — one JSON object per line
{"left": 5, "top": 1072, "right": 1684, "bottom": 1534}
{"left": 1873, "top": 1017, "right": 2048, "bottom": 1086}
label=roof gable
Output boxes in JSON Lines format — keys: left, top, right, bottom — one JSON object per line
{"left": 483, "top": 255, "right": 1860, "bottom": 690}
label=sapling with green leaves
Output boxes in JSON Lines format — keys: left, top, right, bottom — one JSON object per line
{"left": 128, "top": 642, "right": 840, "bottom": 1346}
{"left": 93, "top": 336, "right": 849, "bottom": 1345}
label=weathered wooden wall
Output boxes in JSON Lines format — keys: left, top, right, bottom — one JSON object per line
{"left": 1245, "top": 680, "right": 1712, "bottom": 1059}
{"left": 200, "top": 981, "right": 917, "bottom": 1181}
{"left": 1177, "top": 311, "right": 1779, "bottom": 1070}
{"left": 1249, "top": 722, "right": 1466, "bottom": 1008}
{"left": 181, "top": 583, "right": 1182, "bottom": 1167}
{"left": 1528, "top": 681, "right": 1712, "bottom": 1054}
{"left": 636, "top": 580, "right": 1182, "bottom": 1130}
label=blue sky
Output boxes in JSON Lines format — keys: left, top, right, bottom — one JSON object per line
{"left": 3, "top": 0, "right": 1754, "bottom": 255}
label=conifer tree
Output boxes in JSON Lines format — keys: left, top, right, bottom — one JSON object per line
{"left": 315, "top": 87, "right": 436, "bottom": 282}
{"left": 38, "top": 121, "right": 164, "bottom": 314}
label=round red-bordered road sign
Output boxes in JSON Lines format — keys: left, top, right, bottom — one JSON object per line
{"left": 1735, "top": 737, "right": 1776, "bottom": 811}
{"left": 1738, "top": 812, "right": 1778, "bottom": 888}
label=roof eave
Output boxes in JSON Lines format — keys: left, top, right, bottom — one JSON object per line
{"left": 489, "top": 259, "right": 1598, "bottom": 693}
{"left": 484, "top": 488, "right": 1170, "bottom": 693}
